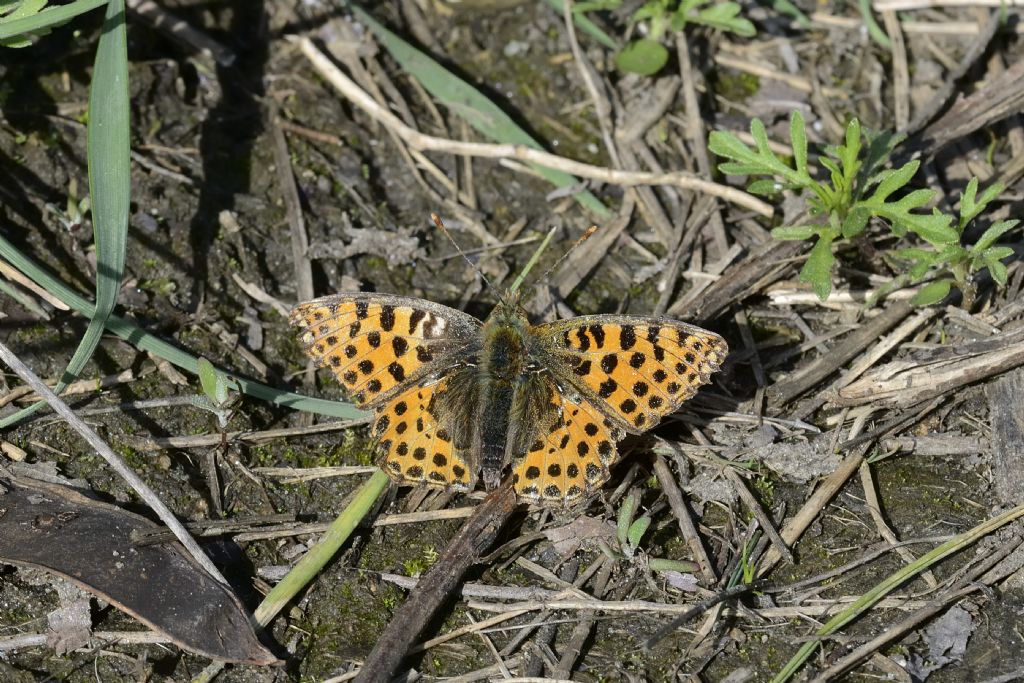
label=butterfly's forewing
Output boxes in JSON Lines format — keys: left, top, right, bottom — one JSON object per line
{"left": 290, "top": 293, "right": 481, "bottom": 408}
{"left": 533, "top": 316, "right": 728, "bottom": 434}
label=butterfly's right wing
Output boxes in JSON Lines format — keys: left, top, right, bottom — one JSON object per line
{"left": 290, "top": 293, "right": 481, "bottom": 408}
{"left": 531, "top": 315, "right": 727, "bottom": 434}
{"left": 508, "top": 376, "right": 625, "bottom": 506}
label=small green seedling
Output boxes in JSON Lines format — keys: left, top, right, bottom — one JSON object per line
{"left": 45, "top": 179, "right": 90, "bottom": 232}
{"left": 887, "top": 178, "right": 1018, "bottom": 307}
{"left": 193, "top": 357, "right": 238, "bottom": 430}
{"left": 606, "top": 0, "right": 755, "bottom": 76}
{"left": 709, "top": 111, "right": 1018, "bottom": 304}
{"left": 616, "top": 493, "right": 650, "bottom": 558}
{"left": 612, "top": 493, "right": 698, "bottom": 574}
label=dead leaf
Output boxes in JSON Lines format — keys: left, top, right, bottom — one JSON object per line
{"left": 46, "top": 582, "right": 91, "bottom": 655}
{"left": 0, "top": 474, "right": 277, "bottom": 664}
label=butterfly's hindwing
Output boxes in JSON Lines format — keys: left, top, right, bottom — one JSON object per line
{"left": 533, "top": 316, "right": 728, "bottom": 434}
{"left": 510, "top": 378, "right": 624, "bottom": 505}
{"left": 289, "top": 293, "right": 481, "bottom": 407}
{"left": 373, "top": 375, "right": 475, "bottom": 491}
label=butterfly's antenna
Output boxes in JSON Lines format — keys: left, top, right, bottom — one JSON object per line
{"left": 526, "top": 225, "right": 598, "bottom": 296}
{"left": 507, "top": 226, "right": 559, "bottom": 295}
{"left": 430, "top": 213, "right": 499, "bottom": 295}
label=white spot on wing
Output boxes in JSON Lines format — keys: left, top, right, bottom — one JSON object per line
{"left": 423, "top": 314, "right": 446, "bottom": 338}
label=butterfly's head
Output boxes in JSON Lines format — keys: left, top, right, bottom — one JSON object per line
{"left": 487, "top": 291, "right": 530, "bottom": 327}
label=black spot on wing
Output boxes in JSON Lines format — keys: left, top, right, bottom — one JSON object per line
{"left": 575, "top": 327, "right": 590, "bottom": 351}
{"left": 573, "top": 359, "right": 592, "bottom": 376}
{"left": 392, "top": 337, "right": 409, "bottom": 357}
{"left": 619, "top": 325, "right": 636, "bottom": 350}
{"left": 379, "top": 305, "right": 396, "bottom": 332}
{"left": 600, "top": 354, "right": 618, "bottom": 373}
{"left": 388, "top": 362, "right": 406, "bottom": 382}
{"left": 408, "top": 309, "right": 426, "bottom": 334}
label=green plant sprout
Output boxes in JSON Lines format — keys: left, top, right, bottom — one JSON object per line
{"left": 609, "top": 493, "right": 698, "bottom": 574}
{"left": 709, "top": 111, "right": 1019, "bottom": 305}
{"left": 886, "top": 178, "right": 1018, "bottom": 307}
{"left": 587, "top": 0, "right": 754, "bottom": 75}
{"left": 44, "top": 179, "right": 90, "bottom": 232}
{"left": 193, "top": 357, "right": 238, "bottom": 431}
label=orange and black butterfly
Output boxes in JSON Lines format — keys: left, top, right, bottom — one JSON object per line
{"left": 290, "top": 283, "right": 727, "bottom": 506}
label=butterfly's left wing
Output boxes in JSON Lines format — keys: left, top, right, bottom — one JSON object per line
{"left": 290, "top": 293, "right": 481, "bottom": 408}
{"left": 532, "top": 315, "right": 727, "bottom": 434}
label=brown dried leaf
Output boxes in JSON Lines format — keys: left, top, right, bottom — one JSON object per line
{"left": 0, "top": 475, "right": 277, "bottom": 664}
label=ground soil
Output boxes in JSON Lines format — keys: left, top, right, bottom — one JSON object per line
{"left": 2, "top": 2, "right": 1024, "bottom": 682}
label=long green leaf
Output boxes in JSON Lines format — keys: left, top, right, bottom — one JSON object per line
{"left": 1, "top": 0, "right": 128, "bottom": 428}
{"left": 252, "top": 470, "right": 390, "bottom": 625}
{"left": 0, "top": 0, "right": 105, "bottom": 39}
{"left": 770, "top": 502, "right": 1024, "bottom": 682}
{"left": 350, "top": 4, "right": 611, "bottom": 219}
{"left": 0, "top": 233, "right": 364, "bottom": 419}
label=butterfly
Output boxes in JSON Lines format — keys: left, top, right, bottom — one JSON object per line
{"left": 290, "top": 289, "right": 727, "bottom": 506}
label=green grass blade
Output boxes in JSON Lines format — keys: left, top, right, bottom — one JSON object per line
{"left": 540, "top": 0, "right": 619, "bottom": 49}
{"left": 0, "top": 0, "right": 105, "bottom": 40}
{"left": 351, "top": 4, "right": 612, "bottom": 219}
{"left": 857, "top": 0, "right": 891, "bottom": 49}
{"left": 253, "top": 470, "right": 390, "bottom": 624}
{"left": 1, "top": 0, "right": 128, "bottom": 428}
{"left": 0, "top": 234, "right": 364, "bottom": 419}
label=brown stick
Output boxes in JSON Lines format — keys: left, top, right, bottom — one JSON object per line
{"left": 353, "top": 480, "right": 518, "bottom": 683}
{"left": 766, "top": 300, "right": 914, "bottom": 409}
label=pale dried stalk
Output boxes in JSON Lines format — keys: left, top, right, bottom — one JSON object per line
{"left": 296, "top": 37, "right": 772, "bottom": 218}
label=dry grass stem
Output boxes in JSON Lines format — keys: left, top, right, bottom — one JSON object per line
{"left": 297, "top": 38, "right": 773, "bottom": 218}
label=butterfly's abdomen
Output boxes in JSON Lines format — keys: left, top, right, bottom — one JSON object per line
{"left": 476, "top": 323, "right": 527, "bottom": 488}
{"left": 477, "top": 382, "right": 512, "bottom": 489}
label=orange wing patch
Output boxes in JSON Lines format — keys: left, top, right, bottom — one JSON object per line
{"left": 542, "top": 320, "right": 727, "bottom": 433}
{"left": 512, "top": 386, "right": 625, "bottom": 505}
{"left": 373, "top": 378, "right": 473, "bottom": 491}
{"left": 290, "top": 296, "right": 465, "bottom": 407}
